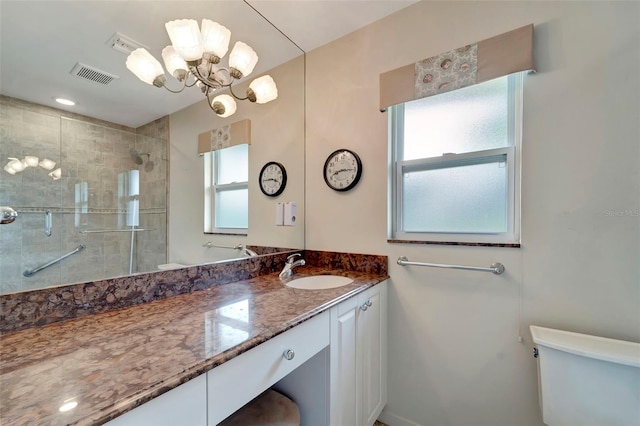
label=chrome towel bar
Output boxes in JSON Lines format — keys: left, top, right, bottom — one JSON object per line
{"left": 23, "top": 244, "right": 85, "bottom": 277}
{"left": 202, "top": 242, "right": 243, "bottom": 250}
{"left": 397, "top": 256, "right": 505, "bottom": 275}
{"left": 80, "top": 228, "right": 155, "bottom": 234}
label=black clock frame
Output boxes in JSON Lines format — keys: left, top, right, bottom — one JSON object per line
{"left": 258, "top": 161, "right": 287, "bottom": 197}
{"left": 323, "top": 149, "right": 363, "bottom": 192}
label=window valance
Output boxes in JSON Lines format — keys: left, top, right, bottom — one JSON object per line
{"left": 197, "top": 119, "right": 252, "bottom": 154}
{"left": 379, "top": 24, "right": 535, "bottom": 110}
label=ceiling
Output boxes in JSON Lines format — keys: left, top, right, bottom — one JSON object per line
{"left": 0, "top": 0, "right": 417, "bottom": 128}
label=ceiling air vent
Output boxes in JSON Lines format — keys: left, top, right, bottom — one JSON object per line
{"left": 70, "top": 62, "right": 119, "bottom": 86}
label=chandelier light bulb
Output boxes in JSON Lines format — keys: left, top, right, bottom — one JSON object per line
{"left": 3, "top": 164, "right": 17, "bottom": 175}
{"left": 165, "top": 19, "right": 203, "bottom": 62}
{"left": 201, "top": 20, "right": 231, "bottom": 59}
{"left": 161, "top": 46, "right": 188, "bottom": 80}
{"left": 24, "top": 155, "right": 39, "bottom": 167}
{"left": 229, "top": 41, "right": 258, "bottom": 78}
{"left": 126, "top": 48, "right": 165, "bottom": 86}
{"left": 211, "top": 94, "right": 237, "bottom": 118}
{"left": 7, "top": 158, "right": 26, "bottom": 172}
{"left": 248, "top": 75, "right": 278, "bottom": 104}
{"left": 49, "top": 168, "right": 62, "bottom": 180}
{"left": 39, "top": 158, "right": 56, "bottom": 170}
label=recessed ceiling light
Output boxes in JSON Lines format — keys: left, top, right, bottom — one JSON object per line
{"left": 55, "top": 98, "right": 76, "bottom": 106}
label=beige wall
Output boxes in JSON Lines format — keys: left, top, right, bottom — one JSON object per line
{"left": 305, "top": 2, "right": 639, "bottom": 425}
{"left": 169, "top": 55, "right": 305, "bottom": 265}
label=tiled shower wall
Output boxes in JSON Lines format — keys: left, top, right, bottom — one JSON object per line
{"left": 0, "top": 96, "right": 167, "bottom": 294}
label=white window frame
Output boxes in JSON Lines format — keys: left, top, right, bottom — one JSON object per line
{"left": 204, "top": 148, "right": 248, "bottom": 234}
{"left": 389, "top": 73, "right": 523, "bottom": 244}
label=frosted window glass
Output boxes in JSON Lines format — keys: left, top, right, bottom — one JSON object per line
{"left": 216, "top": 144, "right": 248, "bottom": 184}
{"left": 215, "top": 188, "right": 248, "bottom": 228}
{"left": 403, "top": 76, "right": 509, "bottom": 160}
{"left": 402, "top": 159, "right": 507, "bottom": 233}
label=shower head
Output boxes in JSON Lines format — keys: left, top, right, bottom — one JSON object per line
{"left": 130, "top": 148, "right": 153, "bottom": 171}
{"left": 129, "top": 148, "right": 143, "bottom": 165}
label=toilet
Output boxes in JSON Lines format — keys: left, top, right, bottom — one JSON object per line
{"left": 530, "top": 325, "right": 640, "bottom": 426}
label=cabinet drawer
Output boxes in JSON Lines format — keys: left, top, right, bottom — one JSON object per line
{"left": 208, "top": 311, "right": 330, "bottom": 425}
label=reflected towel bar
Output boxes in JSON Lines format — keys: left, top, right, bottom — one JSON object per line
{"left": 397, "top": 256, "right": 505, "bottom": 275}
{"left": 23, "top": 244, "right": 85, "bottom": 277}
{"left": 80, "top": 228, "right": 155, "bottom": 234}
{"left": 202, "top": 242, "right": 243, "bottom": 250}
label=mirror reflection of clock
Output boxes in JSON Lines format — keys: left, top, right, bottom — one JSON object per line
{"left": 259, "top": 161, "right": 287, "bottom": 197}
{"left": 323, "top": 149, "right": 362, "bottom": 191}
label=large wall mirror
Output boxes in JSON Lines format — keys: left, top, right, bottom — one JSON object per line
{"left": 0, "top": 1, "right": 305, "bottom": 295}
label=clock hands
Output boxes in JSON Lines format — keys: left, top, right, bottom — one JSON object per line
{"left": 332, "top": 168, "right": 354, "bottom": 176}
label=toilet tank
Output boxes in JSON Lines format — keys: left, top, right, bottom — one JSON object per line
{"left": 530, "top": 326, "right": 640, "bottom": 426}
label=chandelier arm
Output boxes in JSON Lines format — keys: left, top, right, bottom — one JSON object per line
{"left": 184, "top": 73, "right": 199, "bottom": 88}
{"left": 191, "top": 65, "right": 224, "bottom": 90}
{"left": 160, "top": 76, "right": 188, "bottom": 94}
{"left": 228, "top": 84, "right": 249, "bottom": 101}
{"left": 205, "top": 92, "right": 218, "bottom": 112}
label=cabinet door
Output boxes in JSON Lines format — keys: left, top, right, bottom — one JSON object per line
{"left": 330, "top": 296, "right": 359, "bottom": 426}
{"left": 105, "top": 374, "right": 207, "bottom": 426}
{"left": 358, "top": 282, "right": 387, "bottom": 426}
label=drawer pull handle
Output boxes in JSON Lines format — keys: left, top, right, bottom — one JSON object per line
{"left": 283, "top": 349, "right": 295, "bottom": 360}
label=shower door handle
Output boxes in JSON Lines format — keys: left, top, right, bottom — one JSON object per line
{"left": 1, "top": 206, "right": 18, "bottom": 224}
{"left": 45, "top": 210, "right": 52, "bottom": 236}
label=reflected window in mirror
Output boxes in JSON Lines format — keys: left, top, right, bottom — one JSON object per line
{"left": 204, "top": 144, "right": 249, "bottom": 233}
{"left": 389, "top": 73, "right": 523, "bottom": 244}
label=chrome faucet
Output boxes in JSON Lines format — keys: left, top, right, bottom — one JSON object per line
{"left": 279, "top": 253, "right": 305, "bottom": 278}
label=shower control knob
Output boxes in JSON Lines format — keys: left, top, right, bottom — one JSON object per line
{"left": 1, "top": 206, "right": 18, "bottom": 224}
{"left": 283, "top": 349, "right": 295, "bottom": 360}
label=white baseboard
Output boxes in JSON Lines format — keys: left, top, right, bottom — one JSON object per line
{"left": 378, "top": 408, "right": 423, "bottom": 426}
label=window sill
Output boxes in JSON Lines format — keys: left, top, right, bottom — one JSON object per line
{"left": 387, "top": 239, "right": 520, "bottom": 248}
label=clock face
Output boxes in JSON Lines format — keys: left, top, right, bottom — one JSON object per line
{"left": 259, "top": 162, "right": 287, "bottom": 197}
{"left": 323, "top": 149, "right": 362, "bottom": 191}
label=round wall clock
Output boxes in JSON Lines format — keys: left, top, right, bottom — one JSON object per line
{"left": 259, "top": 161, "right": 287, "bottom": 197}
{"left": 323, "top": 149, "right": 362, "bottom": 191}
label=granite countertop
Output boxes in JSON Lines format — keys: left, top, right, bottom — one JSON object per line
{"left": 0, "top": 266, "right": 388, "bottom": 426}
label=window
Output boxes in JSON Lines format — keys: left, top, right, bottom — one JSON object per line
{"left": 204, "top": 144, "right": 248, "bottom": 233}
{"left": 389, "top": 74, "right": 522, "bottom": 244}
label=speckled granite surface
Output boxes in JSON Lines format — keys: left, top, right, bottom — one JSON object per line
{"left": 0, "top": 250, "right": 386, "bottom": 335}
{"left": 0, "top": 262, "right": 388, "bottom": 425}
{"left": 0, "top": 251, "right": 300, "bottom": 334}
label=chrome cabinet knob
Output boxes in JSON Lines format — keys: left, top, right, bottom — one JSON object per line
{"left": 366, "top": 300, "right": 372, "bottom": 307}
{"left": 360, "top": 303, "right": 368, "bottom": 311}
{"left": 283, "top": 349, "right": 295, "bottom": 360}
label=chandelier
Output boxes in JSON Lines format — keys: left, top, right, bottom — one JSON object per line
{"left": 125, "top": 19, "right": 278, "bottom": 118}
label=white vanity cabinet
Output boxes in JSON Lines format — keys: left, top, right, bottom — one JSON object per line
{"left": 330, "top": 281, "right": 388, "bottom": 426}
{"left": 104, "top": 282, "right": 387, "bottom": 426}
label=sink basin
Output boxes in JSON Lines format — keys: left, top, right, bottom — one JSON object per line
{"left": 285, "top": 275, "right": 353, "bottom": 290}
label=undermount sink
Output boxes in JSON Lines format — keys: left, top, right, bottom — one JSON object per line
{"left": 285, "top": 275, "right": 353, "bottom": 290}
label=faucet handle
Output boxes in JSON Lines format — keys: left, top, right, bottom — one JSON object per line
{"left": 286, "top": 253, "right": 302, "bottom": 263}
